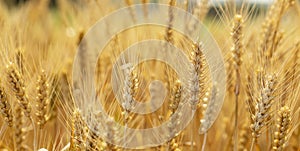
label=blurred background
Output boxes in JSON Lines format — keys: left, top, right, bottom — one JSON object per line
{"left": 1, "top": 0, "right": 285, "bottom": 19}
{"left": 1, "top": 0, "right": 276, "bottom": 8}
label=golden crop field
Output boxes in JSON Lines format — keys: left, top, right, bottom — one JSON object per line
{"left": 0, "top": 0, "right": 300, "bottom": 151}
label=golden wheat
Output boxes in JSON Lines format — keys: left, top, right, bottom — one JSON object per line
{"left": 0, "top": 0, "right": 299, "bottom": 150}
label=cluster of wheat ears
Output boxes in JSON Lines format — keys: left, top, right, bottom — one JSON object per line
{"left": 0, "top": 0, "right": 300, "bottom": 150}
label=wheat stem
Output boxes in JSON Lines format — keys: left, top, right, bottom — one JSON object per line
{"left": 250, "top": 138, "right": 255, "bottom": 151}
{"left": 201, "top": 132, "right": 207, "bottom": 151}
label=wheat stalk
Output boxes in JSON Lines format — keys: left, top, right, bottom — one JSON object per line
{"left": 231, "top": 14, "right": 244, "bottom": 151}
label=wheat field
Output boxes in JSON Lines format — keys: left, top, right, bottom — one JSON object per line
{"left": 0, "top": 0, "right": 300, "bottom": 151}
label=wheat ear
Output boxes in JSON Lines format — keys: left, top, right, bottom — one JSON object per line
{"left": 70, "top": 109, "right": 88, "bottom": 150}
{"left": 259, "top": 0, "right": 295, "bottom": 66}
{"left": 188, "top": 42, "right": 205, "bottom": 110}
{"left": 86, "top": 128, "right": 100, "bottom": 151}
{"left": 0, "top": 84, "right": 13, "bottom": 127}
{"left": 169, "top": 80, "right": 182, "bottom": 115}
{"left": 272, "top": 106, "right": 291, "bottom": 151}
{"left": 122, "top": 67, "right": 138, "bottom": 123}
{"left": 231, "top": 14, "right": 244, "bottom": 69}
{"left": 167, "top": 80, "right": 182, "bottom": 151}
{"left": 250, "top": 74, "right": 277, "bottom": 150}
{"left": 6, "top": 62, "right": 31, "bottom": 117}
{"left": 35, "top": 70, "right": 49, "bottom": 128}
